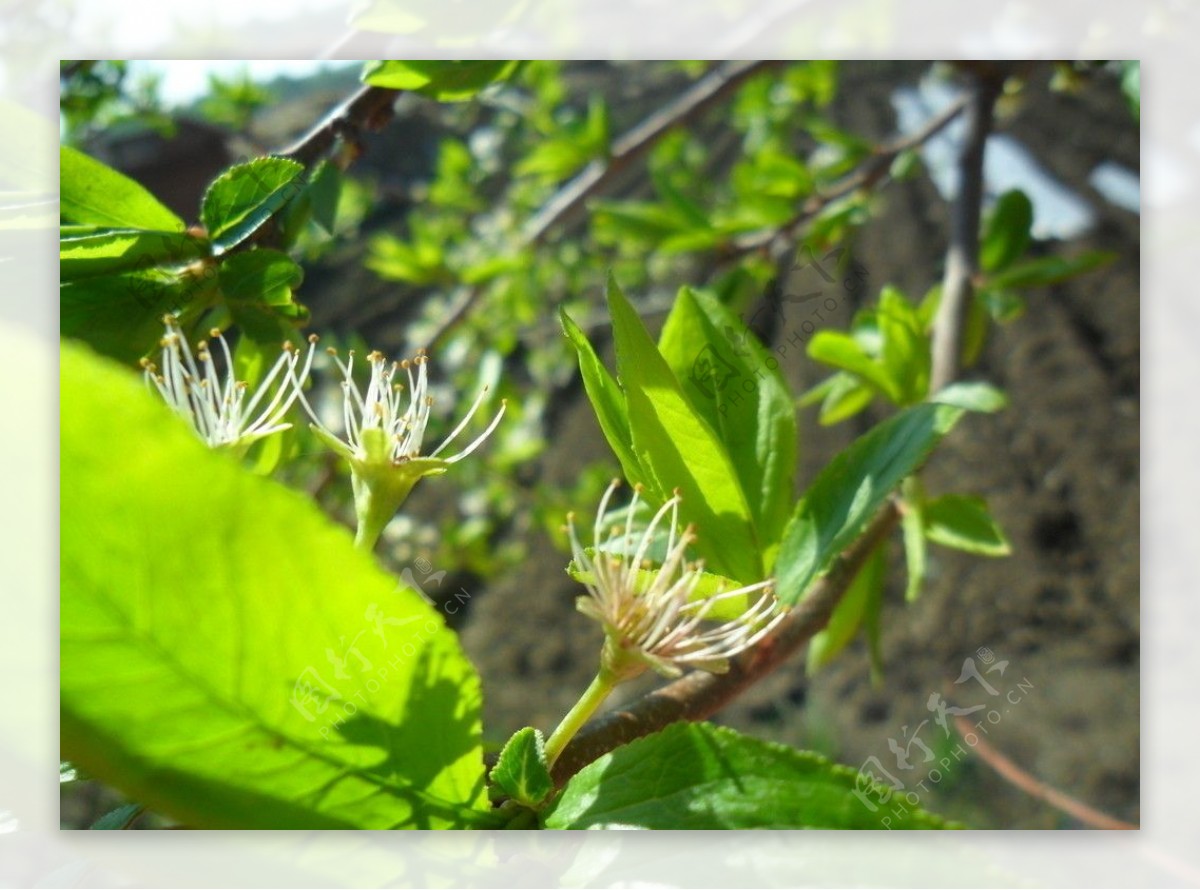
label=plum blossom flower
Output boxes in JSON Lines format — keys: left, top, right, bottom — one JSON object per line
{"left": 141, "top": 315, "right": 315, "bottom": 451}
{"left": 297, "top": 345, "right": 505, "bottom": 549}
{"left": 301, "top": 346, "right": 505, "bottom": 468}
{"left": 568, "top": 480, "right": 785, "bottom": 680}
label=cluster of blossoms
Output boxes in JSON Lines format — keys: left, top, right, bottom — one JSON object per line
{"left": 143, "top": 316, "right": 504, "bottom": 549}
{"left": 144, "top": 318, "right": 781, "bottom": 680}
{"left": 568, "top": 480, "right": 786, "bottom": 680}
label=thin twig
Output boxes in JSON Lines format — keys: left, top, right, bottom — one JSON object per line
{"left": 523, "top": 60, "right": 785, "bottom": 246}
{"left": 277, "top": 84, "right": 400, "bottom": 169}
{"left": 727, "top": 91, "right": 970, "bottom": 261}
{"left": 551, "top": 499, "right": 901, "bottom": 785}
{"left": 930, "top": 74, "right": 1001, "bottom": 391}
{"left": 951, "top": 714, "right": 1137, "bottom": 830}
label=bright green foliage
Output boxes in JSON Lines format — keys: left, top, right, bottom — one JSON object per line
{"left": 559, "top": 308, "right": 642, "bottom": 485}
{"left": 924, "top": 494, "right": 1012, "bottom": 557}
{"left": 489, "top": 728, "right": 552, "bottom": 808}
{"left": 60, "top": 144, "right": 183, "bottom": 231}
{"left": 60, "top": 229, "right": 208, "bottom": 281}
{"left": 516, "top": 95, "right": 611, "bottom": 182}
{"left": 216, "top": 249, "right": 308, "bottom": 343}
{"left": 60, "top": 265, "right": 218, "bottom": 364}
{"left": 807, "top": 286, "right": 930, "bottom": 408}
{"left": 362, "top": 60, "right": 523, "bottom": 100}
{"left": 60, "top": 149, "right": 323, "bottom": 362}
{"left": 200, "top": 157, "right": 305, "bottom": 251}
{"left": 807, "top": 542, "right": 886, "bottom": 674}
{"left": 981, "top": 190, "right": 1034, "bottom": 273}
{"left": 774, "top": 402, "right": 964, "bottom": 605}
{"left": 596, "top": 275, "right": 762, "bottom": 582}
{"left": 900, "top": 475, "right": 928, "bottom": 603}
{"left": 932, "top": 380, "right": 1009, "bottom": 414}
{"left": 61, "top": 342, "right": 491, "bottom": 829}
{"left": 987, "top": 251, "right": 1117, "bottom": 290}
{"left": 542, "top": 722, "right": 955, "bottom": 829}
{"left": 658, "top": 286, "right": 798, "bottom": 554}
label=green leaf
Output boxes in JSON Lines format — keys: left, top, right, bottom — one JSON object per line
{"left": 978, "top": 287, "right": 1026, "bottom": 324}
{"left": 542, "top": 722, "right": 956, "bottom": 829}
{"left": 931, "top": 381, "right": 1009, "bottom": 414}
{"left": 658, "top": 287, "right": 798, "bottom": 551}
{"left": 362, "top": 60, "right": 522, "bottom": 101}
{"left": 807, "top": 541, "right": 886, "bottom": 674}
{"left": 306, "top": 160, "right": 342, "bottom": 235}
{"left": 924, "top": 494, "right": 1011, "bottom": 557}
{"left": 988, "top": 251, "right": 1116, "bottom": 290}
{"left": 900, "top": 476, "right": 927, "bottom": 602}
{"left": 807, "top": 331, "right": 900, "bottom": 402}
{"left": 980, "top": 190, "right": 1033, "bottom": 273}
{"left": 817, "top": 373, "right": 875, "bottom": 425}
{"left": 606, "top": 276, "right": 762, "bottom": 582}
{"left": 775, "top": 402, "right": 964, "bottom": 605}
{"left": 60, "top": 145, "right": 184, "bottom": 231}
{"left": 218, "top": 249, "right": 307, "bottom": 344}
{"left": 60, "top": 266, "right": 218, "bottom": 364}
{"left": 61, "top": 229, "right": 209, "bottom": 282}
{"left": 591, "top": 201, "right": 692, "bottom": 246}
{"left": 61, "top": 342, "right": 491, "bottom": 829}
{"left": 560, "top": 308, "right": 642, "bottom": 486}
{"left": 200, "top": 157, "right": 305, "bottom": 252}
{"left": 877, "top": 286, "right": 930, "bottom": 404}
{"left": 1120, "top": 61, "right": 1139, "bottom": 121}
{"left": 489, "top": 728, "right": 552, "bottom": 807}
{"left": 90, "top": 804, "right": 143, "bottom": 830}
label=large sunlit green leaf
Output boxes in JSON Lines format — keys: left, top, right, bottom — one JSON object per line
{"left": 60, "top": 229, "right": 209, "bottom": 282}
{"left": 60, "top": 266, "right": 218, "bottom": 364}
{"left": 775, "top": 402, "right": 964, "bottom": 605}
{"left": 542, "top": 722, "right": 956, "bottom": 829}
{"left": 61, "top": 342, "right": 491, "bottom": 828}
{"left": 606, "top": 276, "right": 761, "bottom": 582}
{"left": 658, "top": 287, "right": 797, "bottom": 554}
{"left": 200, "top": 157, "right": 305, "bottom": 252}
{"left": 60, "top": 145, "right": 184, "bottom": 231}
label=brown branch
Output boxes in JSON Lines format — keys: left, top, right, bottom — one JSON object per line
{"left": 276, "top": 84, "right": 400, "bottom": 169}
{"left": 951, "top": 715, "right": 1137, "bottom": 830}
{"left": 930, "top": 73, "right": 1002, "bottom": 391}
{"left": 522, "top": 60, "right": 784, "bottom": 246}
{"left": 550, "top": 499, "right": 901, "bottom": 785}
